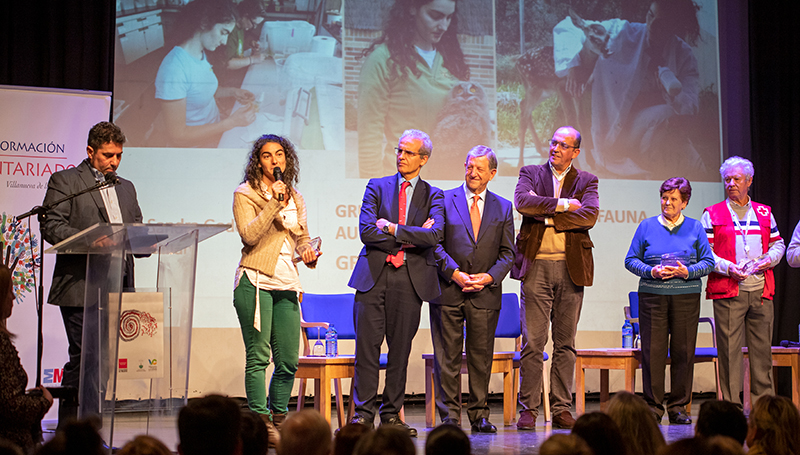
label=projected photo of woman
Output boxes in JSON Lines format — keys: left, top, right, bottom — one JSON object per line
{"left": 153, "top": 0, "right": 257, "bottom": 147}
{"left": 348, "top": 0, "right": 494, "bottom": 179}
{"left": 498, "top": 0, "right": 720, "bottom": 181}
{"left": 624, "top": 177, "right": 714, "bottom": 424}
{"left": 213, "top": 0, "right": 267, "bottom": 88}
{"left": 232, "top": 134, "right": 319, "bottom": 448}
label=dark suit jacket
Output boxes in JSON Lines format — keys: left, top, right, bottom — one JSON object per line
{"left": 431, "top": 186, "right": 515, "bottom": 310}
{"left": 42, "top": 159, "right": 143, "bottom": 307}
{"left": 347, "top": 173, "right": 445, "bottom": 302}
{"left": 511, "top": 164, "right": 599, "bottom": 287}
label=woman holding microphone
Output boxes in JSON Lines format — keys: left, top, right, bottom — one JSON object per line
{"left": 232, "top": 134, "right": 319, "bottom": 448}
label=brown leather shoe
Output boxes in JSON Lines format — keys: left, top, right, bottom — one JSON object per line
{"left": 259, "top": 413, "right": 281, "bottom": 448}
{"left": 516, "top": 409, "right": 537, "bottom": 430}
{"left": 552, "top": 411, "right": 576, "bottom": 429}
{"left": 272, "top": 413, "right": 287, "bottom": 430}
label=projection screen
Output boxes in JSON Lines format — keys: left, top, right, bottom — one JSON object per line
{"left": 110, "top": 0, "right": 724, "bottom": 396}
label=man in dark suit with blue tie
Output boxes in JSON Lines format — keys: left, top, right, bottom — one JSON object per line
{"left": 42, "top": 122, "right": 143, "bottom": 427}
{"left": 348, "top": 129, "right": 445, "bottom": 436}
{"left": 430, "top": 145, "right": 515, "bottom": 433}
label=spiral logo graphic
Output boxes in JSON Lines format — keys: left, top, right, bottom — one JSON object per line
{"left": 120, "top": 310, "right": 143, "bottom": 341}
{"left": 119, "top": 310, "right": 158, "bottom": 342}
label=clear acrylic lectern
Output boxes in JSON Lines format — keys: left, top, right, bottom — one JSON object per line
{"left": 47, "top": 223, "right": 229, "bottom": 449}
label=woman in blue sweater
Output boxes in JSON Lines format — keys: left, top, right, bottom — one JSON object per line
{"left": 624, "top": 177, "right": 714, "bottom": 425}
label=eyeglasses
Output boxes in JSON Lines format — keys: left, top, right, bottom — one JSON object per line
{"left": 549, "top": 140, "right": 578, "bottom": 151}
{"left": 395, "top": 147, "right": 422, "bottom": 158}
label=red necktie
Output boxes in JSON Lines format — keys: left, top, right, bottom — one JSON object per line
{"left": 387, "top": 181, "right": 410, "bottom": 267}
{"left": 470, "top": 195, "right": 481, "bottom": 240}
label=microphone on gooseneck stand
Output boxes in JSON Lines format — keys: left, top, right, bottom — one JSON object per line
{"left": 104, "top": 171, "right": 120, "bottom": 186}
{"left": 273, "top": 166, "right": 284, "bottom": 201}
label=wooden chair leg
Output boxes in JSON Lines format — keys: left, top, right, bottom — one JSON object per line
{"left": 512, "top": 367, "right": 519, "bottom": 424}
{"left": 297, "top": 378, "right": 308, "bottom": 411}
{"left": 744, "top": 355, "right": 752, "bottom": 414}
{"left": 575, "top": 358, "right": 586, "bottom": 415}
{"left": 503, "top": 369, "right": 514, "bottom": 426}
{"left": 425, "top": 358, "right": 436, "bottom": 427}
{"left": 600, "top": 369, "right": 610, "bottom": 412}
{"left": 334, "top": 378, "right": 345, "bottom": 429}
{"left": 542, "top": 360, "right": 551, "bottom": 422}
{"left": 347, "top": 379, "right": 355, "bottom": 423}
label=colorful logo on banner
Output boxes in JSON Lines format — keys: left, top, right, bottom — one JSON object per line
{"left": 0, "top": 212, "right": 39, "bottom": 302}
{"left": 42, "top": 368, "right": 64, "bottom": 385}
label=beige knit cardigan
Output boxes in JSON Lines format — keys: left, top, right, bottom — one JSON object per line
{"left": 232, "top": 182, "right": 314, "bottom": 277}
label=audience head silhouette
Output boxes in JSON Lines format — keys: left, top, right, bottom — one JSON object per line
{"left": 746, "top": 395, "right": 800, "bottom": 455}
{"left": 425, "top": 424, "right": 470, "bottom": 455}
{"left": 178, "top": 395, "right": 242, "bottom": 455}
{"left": 539, "top": 434, "right": 592, "bottom": 455}
{"left": 353, "top": 426, "right": 415, "bottom": 455}
{"left": 334, "top": 423, "right": 372, "bottom": 455}
{"left": 571, "top": 411, "right": 627, "bottom": 455}
{"left": 240, "top": 410, "right": 270, "bottom": 455}
{"left": 695, "top": 400, "right": 747, "bottom": 445}
{"left": 606, "top": 391, "right": 666, "bottom": 455}
{"left": 277, "top": 409, "right": 331, "bottom": 455}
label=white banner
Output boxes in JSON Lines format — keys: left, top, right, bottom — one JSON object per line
{"left": 0, "top": 85, "right": 111, "bottom": 421}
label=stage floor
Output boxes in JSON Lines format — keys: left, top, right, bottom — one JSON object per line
{"left": 44, "top": 398, "right": 702, "bottom": 454}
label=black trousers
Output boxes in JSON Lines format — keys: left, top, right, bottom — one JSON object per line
{"left": 352, "top": 264, "right": 422, "bottom": 422}
{"left": 429, "top": 301, "right": 499, "bottom": 424}
{"left": 639, "top": 292, "right": 700, "bottom": 416}
{"left": 58, "top": 306, "right": 83, "bottom": 428}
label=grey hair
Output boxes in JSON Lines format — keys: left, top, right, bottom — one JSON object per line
{"left": 399, "top": 129, "right": 433, "bottom": 157}
{"left": 719, "top": 156, "right": 754, "bottom": 179}
{"left": 466, "top": 145, "right": 498, "bottom": 170}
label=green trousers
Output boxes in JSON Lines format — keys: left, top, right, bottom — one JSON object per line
{"left": 233, "top": 275, "right": 300, "bottom": 415}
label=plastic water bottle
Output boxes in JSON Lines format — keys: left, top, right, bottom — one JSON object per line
{"left": 622, "top": 320, "right": 634, "bottom": 349}
{"left": 325, "top": 324, "right": 338, "bottom": 357}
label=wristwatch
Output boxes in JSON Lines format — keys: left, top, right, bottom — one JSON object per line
{"left": 381, "top": 223, "right": 391, "bottom": 234}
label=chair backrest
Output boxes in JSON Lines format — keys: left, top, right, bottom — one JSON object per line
{"left": 495, "top": 293, "right": 521, "bottom": 339}
{"left": 627, "top": 291, "right": 640, "bottom": 336}
{"left": 300, "top": 293, "right": 356, "bottom": 340}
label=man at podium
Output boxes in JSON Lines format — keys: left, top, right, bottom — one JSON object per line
{"left": 41, "top": 121, "right": 143, "bottom": 428}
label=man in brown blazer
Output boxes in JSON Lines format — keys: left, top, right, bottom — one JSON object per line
{"left": 512, "top": 126, "right": 599, "bottom": 429}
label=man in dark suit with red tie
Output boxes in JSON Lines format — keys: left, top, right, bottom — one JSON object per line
{"left": 429, "top": 145, "right": 515, "bottom": 433}
{"left": 348, "top": 129, "right": 445, "bottom": 436}
{"left": 512, "top": 126, "right": 598, "bottom": 430}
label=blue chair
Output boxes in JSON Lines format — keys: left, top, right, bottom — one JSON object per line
{"left": 423, "top": 293, "right": 551, "bottom": 427}
{"left": 296, "top": 293, "right": 402, "bottom": 428}
{"left": 625, "top": 291, "right": 722, "bottom": 410}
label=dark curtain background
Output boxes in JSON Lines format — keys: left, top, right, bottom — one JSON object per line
{"left": 749, "top": 1, "right": 800, "bottom": 395}
{"left": 0, "top": 0, "right": 115, "bottom": 92}
{"left": 2, "top": 0, "right": 799, "bottom": 395}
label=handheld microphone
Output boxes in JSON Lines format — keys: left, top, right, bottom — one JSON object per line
{"left": 104, "top": 171, "right": 120, "bottom": 186}
{"left": 273, "top": 167, "right": 284, "bottom": 201}
{"left": 780, "top": 340, "right": 800, "bottom": 348}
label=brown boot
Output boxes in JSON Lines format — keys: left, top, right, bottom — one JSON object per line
{"left": 272, "top": 413, "right": 287, "bottom": 430}
{"left": 259, "top": 413, "right": 281, "bottom": 448}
